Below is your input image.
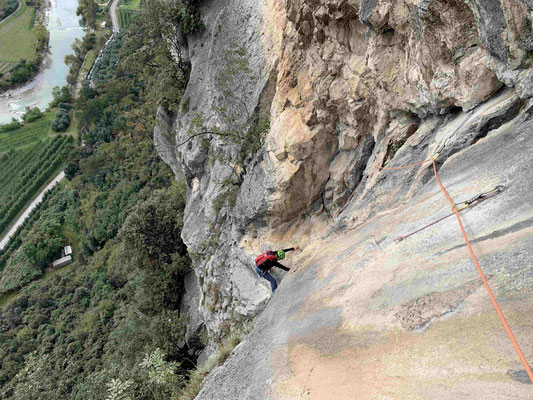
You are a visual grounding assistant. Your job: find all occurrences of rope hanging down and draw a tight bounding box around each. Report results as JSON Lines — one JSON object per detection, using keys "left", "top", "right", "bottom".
{"left": 375, "top": 156, "right": 533, "bottom": 384}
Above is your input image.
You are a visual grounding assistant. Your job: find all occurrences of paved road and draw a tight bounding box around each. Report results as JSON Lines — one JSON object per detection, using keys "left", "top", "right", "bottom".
{"left": 108, "top": 0, "right": 119, "bottom": 32}
{"left": 0, "top": 171, "right": 65, "bottom": 251}
{"left": 0, "top": 0, "right": 21, "bottom": 26}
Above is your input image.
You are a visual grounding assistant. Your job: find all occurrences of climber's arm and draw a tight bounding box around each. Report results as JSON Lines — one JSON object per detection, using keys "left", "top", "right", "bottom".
{"left": 273, "top": 261, "right": 290, "bottom": 271}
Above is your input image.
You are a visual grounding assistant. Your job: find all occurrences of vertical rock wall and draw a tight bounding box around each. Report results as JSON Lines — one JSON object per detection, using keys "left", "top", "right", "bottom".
{"left": 155, "top": 0, "right": 533, "bottom": 346}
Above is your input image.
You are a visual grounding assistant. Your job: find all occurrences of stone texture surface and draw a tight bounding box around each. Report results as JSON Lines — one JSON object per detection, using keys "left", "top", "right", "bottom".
{"left": 155, "top": 0, "right": 277, "bottom": 343}
{"left": 195, "top": 86, "right": 533, "bottom": 400}
{"left": 154, "top": 0, "right": 533, "bottom": 382}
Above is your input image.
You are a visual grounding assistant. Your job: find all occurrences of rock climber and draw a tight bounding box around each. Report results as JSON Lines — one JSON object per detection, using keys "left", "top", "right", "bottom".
{"left": 255, "top": 246, "right": 300, "bottom": 292}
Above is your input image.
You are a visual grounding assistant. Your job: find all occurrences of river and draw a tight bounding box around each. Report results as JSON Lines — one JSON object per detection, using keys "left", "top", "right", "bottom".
{"left": 0, "top": 0, "right": 84, "bottom": 123}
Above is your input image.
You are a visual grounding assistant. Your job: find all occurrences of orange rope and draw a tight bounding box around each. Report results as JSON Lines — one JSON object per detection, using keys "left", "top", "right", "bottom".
{"left": 430, "top": 158, "right": 533, "bottom": 383}
{"left": 374, "top": 153, "right": 533, "bottom": 382}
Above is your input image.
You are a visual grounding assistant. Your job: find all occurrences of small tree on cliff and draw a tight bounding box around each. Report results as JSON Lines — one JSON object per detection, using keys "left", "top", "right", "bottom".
{"left": 157, "top": 44, "right": 269, "bottom": 182}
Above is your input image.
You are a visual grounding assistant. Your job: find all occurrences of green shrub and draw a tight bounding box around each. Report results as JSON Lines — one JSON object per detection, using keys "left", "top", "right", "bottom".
{"left": 0, "top": 118, "right": 21, "bottom": 133}
{"left": 51, "top": 109, "right": 71, "bottom": 132}
{"left": 49, "top": 86, "right": 72, "bottom": 108}
{"left": 178, "top": 323, "right": 252, "bottom": 400}
{"left": 22, "top": 107, "right": 43, "bottom": 123}
{"left": 64, "top": 161, "right": 80, "bottom": 180}
{"left": 7, "top": 59, "right": 38, "bottom": 84}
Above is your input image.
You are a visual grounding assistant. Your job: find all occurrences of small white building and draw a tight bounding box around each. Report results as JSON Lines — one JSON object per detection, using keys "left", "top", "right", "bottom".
{"left": 64, "top": 246, "right": 72, "bottom": 256}
{"left": 52, "top": 255, "right": 72, "bottom": 269}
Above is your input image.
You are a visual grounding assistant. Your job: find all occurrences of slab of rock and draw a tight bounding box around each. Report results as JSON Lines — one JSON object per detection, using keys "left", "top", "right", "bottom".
{"left": 195, "top": 88, "right": 533, "bottom": 400}
{"left": 155, "top": 0, "right": 533, "bottom": 361}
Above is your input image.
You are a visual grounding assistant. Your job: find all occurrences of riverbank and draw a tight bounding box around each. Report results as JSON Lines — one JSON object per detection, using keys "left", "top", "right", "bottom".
{"left": 0, "top": 0, "right": 50, "bottom": 95}
{"left": 0, "top": 0, "right": 83, "bottom": 123}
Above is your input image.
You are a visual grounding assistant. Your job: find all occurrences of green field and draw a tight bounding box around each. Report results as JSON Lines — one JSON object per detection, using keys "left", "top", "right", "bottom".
{"left": 79, "top": 47, "right": 98, "bottom": 79}
{"left": 118, "top": 8, "right": 137, "bottom": 29}
{"left": 76, "top": 28, "right": 111, "bottom": 86}
{"left": 0, "top": 113, "right": 53, "bottom": 152}
{"left": 0, "top": 2, "right": 37, "bottom": 62}
{"left": 0, "top": 135, "right": 73, "bottom": 235}
{"left": 119, "top": 0, "right": 140, "bottom": 10}
{"left": 0, "top": 60, "right": 15, "bottom": 74}
{"left": 118, "top": 0, "right": 139, "bottom": 29}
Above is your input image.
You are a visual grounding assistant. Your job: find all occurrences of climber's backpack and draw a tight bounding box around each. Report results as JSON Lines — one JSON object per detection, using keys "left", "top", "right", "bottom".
{"left": 255, "top": 251, "right": 276, "bottom": 270}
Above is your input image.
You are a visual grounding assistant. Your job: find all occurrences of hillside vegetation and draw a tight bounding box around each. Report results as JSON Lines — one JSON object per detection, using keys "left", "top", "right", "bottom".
{"left": 0, "top": 88, "right": 75, "bottom": 238}
{"left": 0, "top": 1, "right": 227, "bottom": 399}
{"left": 0, "top": 135, "right": 73, "bottom": 237}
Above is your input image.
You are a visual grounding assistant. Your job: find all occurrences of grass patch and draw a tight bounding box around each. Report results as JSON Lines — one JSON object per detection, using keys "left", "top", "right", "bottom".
{"left": 0, "top": 112, "right": 54, "bottom": 152}
{"left": 118, "top": 0, "right": 140, "bottom": 10}
{"left": 79, "top": 48, "right": 98, "bottom": 79}
{"left": 0, "top": 2, "right": 38, "bottom": 62}
{"left": 94, "top": 12, "right": 109, "bottom": 26}
{"left": 62, "top": 112, "right": 78, "bottom": 138}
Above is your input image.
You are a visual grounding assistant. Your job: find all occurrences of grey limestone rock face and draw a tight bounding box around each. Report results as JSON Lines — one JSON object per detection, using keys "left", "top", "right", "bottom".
{"left": 179, "top": 271, "right": 203, "bottom": 345}
{"left": 359, "top": 0, "right": 379, "bottom": 25}
{"left": 323, "top": 135, "right": 375, "bottom": 212}
{"left": 154, "top": 0, "right": 533, "bottom": 364}
{"left": 466, "top": 0, "right": 509, "bottom": 62}
{"left": 519, "top": 0, "right": 533, "bottom": 10}
{"left": 194, "top": 75, "right": 533, "bottom": 400}
{"left": 154, "top": 0, "right": 277, "bottom": 340}
{"left": 516, "top": 69, "right": 533, "bottom": 99}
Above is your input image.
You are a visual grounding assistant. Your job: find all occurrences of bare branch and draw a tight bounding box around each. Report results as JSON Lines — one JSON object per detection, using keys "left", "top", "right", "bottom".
{"left": 157, "top": 130, "right": 231, "bottom": 150}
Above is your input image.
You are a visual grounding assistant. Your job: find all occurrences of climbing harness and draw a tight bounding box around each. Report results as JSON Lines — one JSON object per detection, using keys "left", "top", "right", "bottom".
{"left": 375, "top": 155, "right": 533, "bottom": 384}
{"left": 394, "top": 185, "right": 505, "bottom": 242}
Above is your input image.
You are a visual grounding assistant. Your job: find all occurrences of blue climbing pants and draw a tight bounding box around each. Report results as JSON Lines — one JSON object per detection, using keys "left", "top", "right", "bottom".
{"left": 256, "top": 266, "right": 278, "bottom": 292}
